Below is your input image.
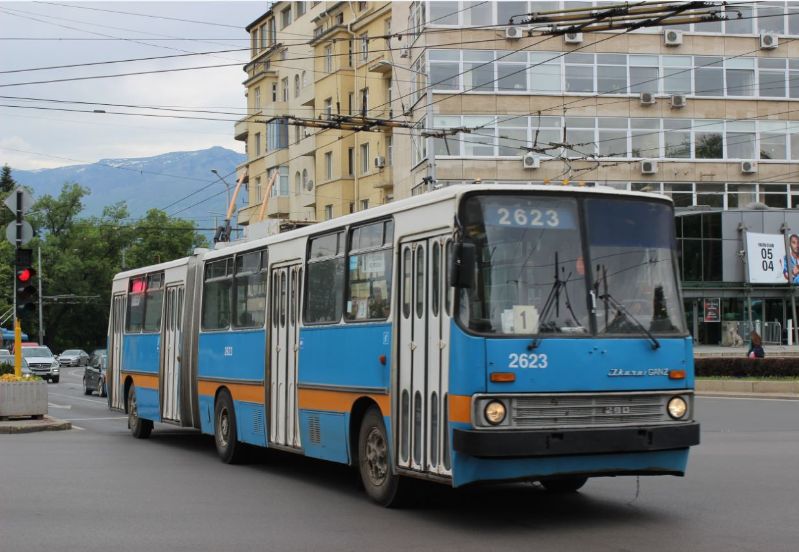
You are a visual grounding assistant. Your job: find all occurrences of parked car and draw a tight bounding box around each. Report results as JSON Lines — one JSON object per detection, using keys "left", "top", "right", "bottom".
{"left": 20, "top": 345, "right": 60, "bottom": 383}
{"left": 57, "top": 349, "right": 90, "bottom": 367}
{"left": 83, "top": 351, "right": 107, "bottom": 397}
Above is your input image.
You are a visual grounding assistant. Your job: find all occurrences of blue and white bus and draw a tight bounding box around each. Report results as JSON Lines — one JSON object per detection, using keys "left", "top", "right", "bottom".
{"left": 106, "top": 184, "right": 699, "bottom": 506}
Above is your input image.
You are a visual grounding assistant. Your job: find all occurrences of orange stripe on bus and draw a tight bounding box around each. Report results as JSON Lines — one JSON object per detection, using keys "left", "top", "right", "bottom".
{"left": 298, "top": 388, "right": 390, "bottom": 416}
{"left": 448, "top": 395, "right": 471, "bottom": 424}
{"left": 125, "top": 373, "right": 158, "bottom": 390}
{"left": 197, "top": 380, "right": 265, "bottom": 404}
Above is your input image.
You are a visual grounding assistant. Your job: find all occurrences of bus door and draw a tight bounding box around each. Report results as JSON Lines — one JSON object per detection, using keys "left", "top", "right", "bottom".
{"left": 398, "top": 234, "right": 451, "bottom": 474}
{"left": 109, "top": 293, "right": 126, "bottom": 410}
{"left": 160, "top": 285, "right": 184, "bottom": 422}
{"left": 269, "top": 263, "right": 302, "bottom": 448}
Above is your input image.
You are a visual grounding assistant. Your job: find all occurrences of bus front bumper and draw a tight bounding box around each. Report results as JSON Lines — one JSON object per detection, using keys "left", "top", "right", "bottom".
{"left": 453, "top": 422, "right": 700, "bottom": 458}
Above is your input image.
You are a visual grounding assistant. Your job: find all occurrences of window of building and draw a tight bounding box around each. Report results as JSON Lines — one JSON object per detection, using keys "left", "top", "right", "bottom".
{"left": 348, "top": 92, "right": 354, "bottom": 115}
{"left": 694, "top": 56, "right": 724, "bottom": 96}
{"left": 360, "top": 87, "right": 369, "bottom": 114}
{"left": 294, "top": 74, "right": 301, "bottom": 97}
{"left": 596, "top": 54, "right": 627, "bottom": 94}
{"left": 271, "top": 82, "right": 278, "bottom": 101}
{"left": 270, "top": 166, "right": 289, "bottom": 197}
{"left": 325, "top": 151, "right": 333, "bottom": 180}
{"left": 498, "top": 116, "right": 526, "bottom": 156}
{"left": 254, "top": 86, "right": 261, "bottom": 110}
{"left": 281, "top": 77, "right": 289, "bottom": 101}
{"left": 281, "top": 6, "right": 292, "bottom": 28}
{"left": 759, "top": 58, "right": 787, "bottom": 97}
{"left": 360, "top": 199, "right": 369, "bottom": 210}
{"left": 296, "top": 1, "right": 306, "bottom": 18}
{"left": 324, "top": 97, "right": 332, "bottom": 119}
{"left": 294, "top": 171, "right": 301, "bottom": 194}
{"left": 360, "top": 33, "right": 369, "bottom": 62}
{"left": 302, "top": 169, "right": 310, "bottom": 191}
{"left": 761, "top": 121, "right": 787, "bottom": 159}
{"left": 497, "top": 52, "right": 527, "bottom": 91}
{"left": 463, "top": 49, "right": 494, "bottom": 91}
{"left": 305, "top": 232, "right": 344, "bottom": 323}
{"left": 464, "top": 1, "right": 492, "bottom": 25}
{"left": 663, "top": 56, "right": 691, "bottom": 94}
{"left": 630, "top": 118, "right": 661, "bottom": 158}
{"left": 267, "top": 120, "right": 288, "bottom": 150}
{"left": 429, "top": 1, "right": 459, "bottom": 24}
{"left": 302, "top": 70, "right": 309, "bottom": 87}
{"left": 726, "top": 58, "right": 755, "bottom": 96}
{"left": 254, "top": 132, "right": 261, "bottom": 156}
{"left": 529, "top": 51, "right": 561, "bottom": 93}
{"left": 347, "top": 39, "right": 353, "bottom": 67}
{"left": 202, "top": 259, "right": 232, "bottom": 330}
{"left": 565, "top": 116, "right": 596, "bottom": 157}
{"left": 629, "top": 55, "right": 658, "bottom": 94}
{"left": 255, "top": 176, "right": 262, "bottom": 203}
{"left": 347, "top": 147, "right": 354, "bottom": 175}
{"left": 268, "top": 18, "right": 276, "bottom": 45}
{"left": 260, "top": 24, "right": 267, "bottom": 50}
{"left": 386, "top": 136, "right": 393, "bottom": 165}
{"left": 360, "top": 143, "right": 370, "bottom": 174}
{"left": 358, "top": 1, "right": 368, "bottom": 11}
{"left": 346, "top": 220, "right": 393, "bottom": 321}
{"left": 324, "top": 44, "right": 333, "bottom": 73}
{"left": 565, "top": 53, "right": 595, "bottom": 93}
{"left": 234, "top": 250, "right": 267, "bottom": 328}
{"left": 336, "top": 12, "right": 344, "bottom": 25}
{"left": 694, "top": 120, "right": 724, "bottom": 159}
{"left": 497, "top": 1, "right": 526, "bottom": 25}
{"left": 664, "top": 119, "right": 691, "bottom": 158}
{"left": 726, "top": 3, "right": 754, "bottom": 34}
{"left": 324, "top": 205, "right": 333, "bottom": 220}
{"left": 664, "top": 183, "right": 694, "bottom": 208}
{"left": 761, "top": 183, "right": 789, "bottom": 208}
{"left": 598, "top": 118, "right": 627, "bottom": 157}
{"left": 726, "top": 121, "right": 756, "bottom": 159}
{"left": 294, "top": 125, "right": 300, "bottom": 144}
{"left": 429, "top": 49, "right": 460, "bottom": 91}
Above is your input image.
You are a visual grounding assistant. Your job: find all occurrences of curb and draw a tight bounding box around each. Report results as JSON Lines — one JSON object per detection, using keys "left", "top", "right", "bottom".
{"left": 696, "top": 390, "right": 799, "bottom": 400}
{"left": 0, "top": 416, "right": 72, "bottom": 434}
{"left": 696, "top": 378, "right": 799, "bottom": 394}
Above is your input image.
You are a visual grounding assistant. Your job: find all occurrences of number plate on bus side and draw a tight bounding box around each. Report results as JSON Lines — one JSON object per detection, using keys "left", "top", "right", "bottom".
{"left": 507, "top": 353, "right": 548, "bottom": 369}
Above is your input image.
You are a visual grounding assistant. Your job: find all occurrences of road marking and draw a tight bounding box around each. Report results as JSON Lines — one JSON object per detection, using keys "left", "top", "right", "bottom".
{"left": 71, "top": 425, "right": 85, "bottom": 431}
{"left": 48, "top": 403, "right": 72, "bottom": 409}
{"left": 64, "top": 416, "right": 127, "bottom": 421}
{"left": 48, "top": 392, "right": 106, "bottom": 405}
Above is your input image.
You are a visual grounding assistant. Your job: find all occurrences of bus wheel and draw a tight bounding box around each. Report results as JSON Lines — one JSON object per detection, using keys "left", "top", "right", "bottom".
{"left": 358, "top": 407, "right": 403, "bottom": 506}
{"left": 214, "top": 391, "right": 244, "bottom": 464}
{"left": 127, "top": 387, "right": 153, "bottom": 439}
{"left": 540, "top": 477, "right": 588, "bottom": 493}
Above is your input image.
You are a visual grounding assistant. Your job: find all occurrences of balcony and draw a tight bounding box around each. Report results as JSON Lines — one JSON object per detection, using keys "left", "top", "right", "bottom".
{"left": 267, "top": 195, "right": 290, "bottom": 218}
{"left": 234, "top": 117, "right": 249, "bottom": 141}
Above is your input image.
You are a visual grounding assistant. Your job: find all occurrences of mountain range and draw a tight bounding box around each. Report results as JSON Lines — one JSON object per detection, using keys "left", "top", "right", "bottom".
{"left": 10, "top": 146, "right": 246, "bottom": 225}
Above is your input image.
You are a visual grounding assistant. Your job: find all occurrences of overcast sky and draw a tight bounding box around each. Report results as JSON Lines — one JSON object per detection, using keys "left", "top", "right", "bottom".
{"left": 0, "top": 1, "right": 269, "bottom": 170}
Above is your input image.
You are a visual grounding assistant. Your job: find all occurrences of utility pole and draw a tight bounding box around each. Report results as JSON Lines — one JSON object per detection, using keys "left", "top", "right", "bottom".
{"left": 38, "top": 246, "right": 44, "bottom": 344}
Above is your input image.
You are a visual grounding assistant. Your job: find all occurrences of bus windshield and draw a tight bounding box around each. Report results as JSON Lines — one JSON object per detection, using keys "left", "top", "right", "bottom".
{"left": 459, "top": 194, "right": 590, "bottom": 335}
{"left": 586, "top": 197, "right": 685, "bottom": 336}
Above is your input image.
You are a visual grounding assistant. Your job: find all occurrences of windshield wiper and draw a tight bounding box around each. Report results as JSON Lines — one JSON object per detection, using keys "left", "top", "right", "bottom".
{"left": 594, "top": 263, "right": 659, "bottom": 350}
{"left": 529, "top": 252, "right": 583, "bottom": 350}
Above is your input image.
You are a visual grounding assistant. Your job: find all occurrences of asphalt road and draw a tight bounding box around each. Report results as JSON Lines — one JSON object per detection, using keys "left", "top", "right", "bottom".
{"left": 1, "top": 369, "right": 798, "bottom": 552}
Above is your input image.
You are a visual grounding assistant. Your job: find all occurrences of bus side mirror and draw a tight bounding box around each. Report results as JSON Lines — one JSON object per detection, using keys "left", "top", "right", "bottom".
{"left": 449, "top": 242, "right": 476, "bottom": 289}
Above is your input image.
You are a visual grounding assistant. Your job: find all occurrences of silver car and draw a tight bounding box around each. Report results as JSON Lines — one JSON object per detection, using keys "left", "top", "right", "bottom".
{"left": 57, "top": 349, "right": 90, "bottom": 367}
{"left": 21, "top": 346, "right": 60, "bottom": 383}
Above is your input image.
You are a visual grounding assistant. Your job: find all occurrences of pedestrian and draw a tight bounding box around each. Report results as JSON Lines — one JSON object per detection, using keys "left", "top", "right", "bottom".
{"left": 748, "top": 331, "right": 765, "bottom": 359}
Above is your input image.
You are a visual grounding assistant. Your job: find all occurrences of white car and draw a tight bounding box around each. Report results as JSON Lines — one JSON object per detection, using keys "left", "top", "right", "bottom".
{"left": 21, "top": 346, "right": 60, "bottom": 383}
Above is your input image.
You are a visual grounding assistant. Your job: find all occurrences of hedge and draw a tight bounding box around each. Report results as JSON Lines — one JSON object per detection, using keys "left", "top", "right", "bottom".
{"left": 695, "top": 357, "right": 799, "bottom": 378}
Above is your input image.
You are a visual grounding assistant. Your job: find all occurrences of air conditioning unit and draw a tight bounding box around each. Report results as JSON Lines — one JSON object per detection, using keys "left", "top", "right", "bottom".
{"left": 671, "top": 94, "right": 687, "bottom": 108}
{"left": 523, "top": 152, "right": 540, "bottom": 169}
{"left": 664, "top": 29, "right": 683, "bottom": 46}
{"left": 374, "top": 155, "right": 386, "bottom": 169}
{"left": 760, "top": 32, "right": 779, "bottom": 50}
{"left": 399, "top": 48, "right": 410, "bottom": 59}
{"left": 505, "top": 26, "right": 523, "bottom": 40}
{"left": 639, "top": 92, "right": 656, "bottom": 105}
{"left": 641, "top": 160, "right": 658, "bottom": 175}
{"left": 741, "top": 160, "right": 758, "bottom": 174}
{"left": 564, "top": 32, "right": 583, "bottom": 44}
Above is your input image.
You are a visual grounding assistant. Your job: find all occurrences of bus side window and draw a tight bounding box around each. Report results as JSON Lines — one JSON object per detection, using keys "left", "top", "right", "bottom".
{"left": 126, "top": 277, "right": 146, "bottom": 332}
{"left": 202, "top": 258, "right": 232, "bottom": 330}
{"left": 304, "top": 232, "right": 345, "bottom": 324}
{"left": 143, "top": 273, "right": 164, "bottom": 333}
{"left": 345, "top": 219, "right": 393, "bottom": 321}
{"left": 233, "top": 249, "right": 266, "bottom": 328}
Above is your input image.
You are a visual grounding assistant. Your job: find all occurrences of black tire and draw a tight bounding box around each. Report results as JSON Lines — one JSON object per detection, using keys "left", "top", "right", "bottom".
{"left": 358, "top": 406, "right": 406, "bottom": 507}
{"left": 52, "top": 376, "right": 59, "bottom": 383}
{"left": 97, "top": 378, "right": 107, "bottom": 397}
{"left": 540, "top": 477, "right": 588, "bottom": 493}
{"left": 127, "top": 387, "right": 153, "bottom": 439}
{"left": 214, "top": 391, "right": 244, "bottom": 464}
{"left": 83, "top": 378, "right": 92, "bottom": 395}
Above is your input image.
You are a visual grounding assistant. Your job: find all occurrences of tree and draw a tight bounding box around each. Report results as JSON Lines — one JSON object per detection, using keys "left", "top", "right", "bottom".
{"left": 0, "top": 164, "right": 15, "bottom": 193}
{"left": 125, "top": 208, "right": 208, "bottom": 269}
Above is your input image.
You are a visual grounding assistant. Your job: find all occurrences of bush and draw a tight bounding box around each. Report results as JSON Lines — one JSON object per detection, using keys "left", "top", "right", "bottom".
{"left": 695, "top": 357, "right": 799, "bottom": 378}
{"left": 0, "top": 362, "right": 14, "bottom": 376}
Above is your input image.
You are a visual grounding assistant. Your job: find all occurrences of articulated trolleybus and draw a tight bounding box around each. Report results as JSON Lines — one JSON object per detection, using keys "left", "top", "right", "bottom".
{"left": 107, "top": 184, "right": 699, "bottom": 506}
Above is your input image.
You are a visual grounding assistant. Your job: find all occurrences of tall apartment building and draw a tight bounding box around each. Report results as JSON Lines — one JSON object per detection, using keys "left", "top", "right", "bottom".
{"left": 235, "top": 2, "right": 799, "bottom": 344}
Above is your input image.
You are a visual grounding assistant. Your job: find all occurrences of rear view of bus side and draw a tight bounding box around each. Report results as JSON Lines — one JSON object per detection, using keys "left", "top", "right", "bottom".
{"left": 107, "top": 184, "right": 700, "bottom": 507}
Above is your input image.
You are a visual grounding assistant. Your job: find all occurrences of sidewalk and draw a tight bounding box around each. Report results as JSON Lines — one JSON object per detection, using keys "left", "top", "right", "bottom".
{"left": 0, "top": 416, "right": 72, "bottom": 434}
{"left": 696, "top": 378, "right": 799, "bottom": 400}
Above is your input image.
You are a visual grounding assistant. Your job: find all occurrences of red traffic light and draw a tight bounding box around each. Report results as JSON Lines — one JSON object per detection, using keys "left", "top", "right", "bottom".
{"left": 17, "top": 268, "right": 32, "bottom": 283}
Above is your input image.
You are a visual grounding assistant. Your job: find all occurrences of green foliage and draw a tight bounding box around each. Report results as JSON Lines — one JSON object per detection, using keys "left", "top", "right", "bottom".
{"left": 1, "top": 178, "right": 208, "bottom": 352}
{"left": 0, "top": 362, "right": 14, "bottom": 376}
{"left": 695, "top": 357, "right": 799, "bottom": 378}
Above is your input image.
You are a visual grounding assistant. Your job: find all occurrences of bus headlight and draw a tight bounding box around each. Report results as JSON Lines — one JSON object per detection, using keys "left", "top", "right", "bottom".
{"left": 667, "top": 396, "right": 688, "bottom": 419}
{"left": 484, "top": 401, "right": 506, "bottom": 425}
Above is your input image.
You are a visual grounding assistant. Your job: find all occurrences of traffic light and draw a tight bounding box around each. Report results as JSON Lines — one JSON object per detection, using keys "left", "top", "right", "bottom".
{"left": 15, "top": 247, "right": 36, "bottom": 316}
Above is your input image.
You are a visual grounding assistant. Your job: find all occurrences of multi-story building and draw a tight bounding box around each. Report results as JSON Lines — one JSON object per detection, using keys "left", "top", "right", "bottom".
{"left": 235, "top": 2, "right": 799, "bottom": 344}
